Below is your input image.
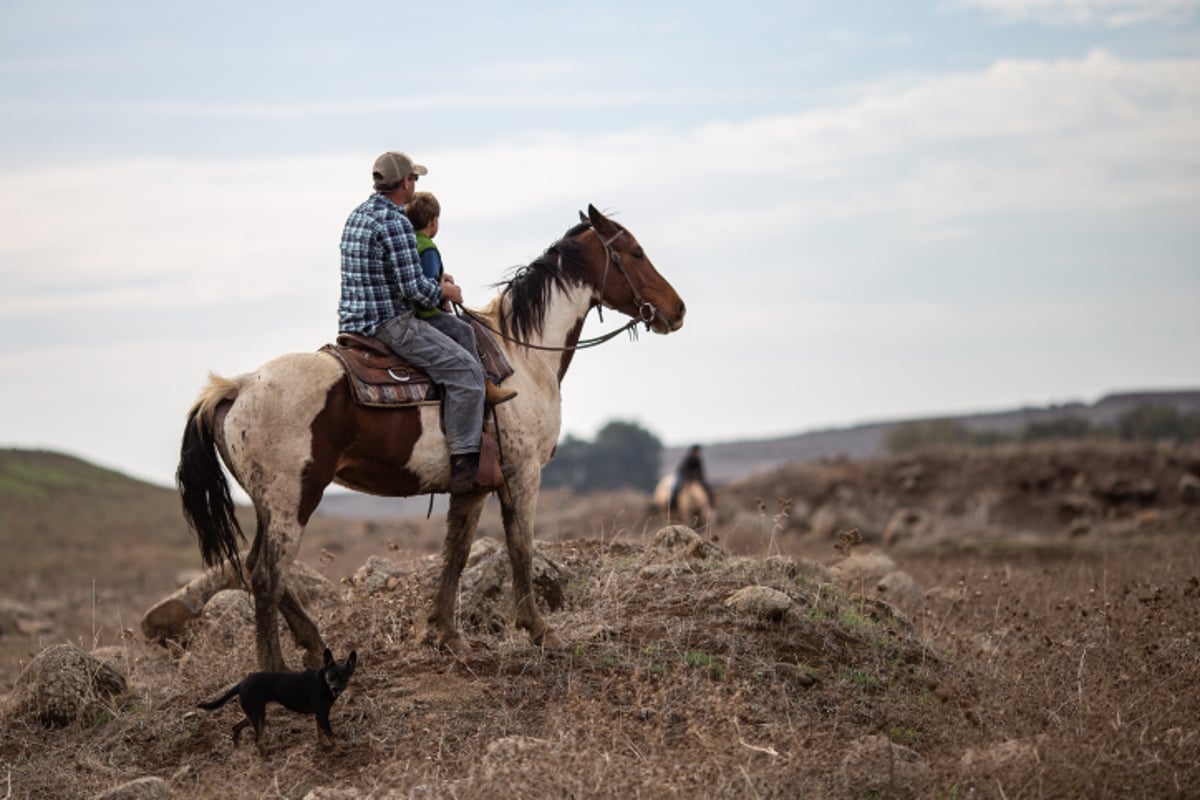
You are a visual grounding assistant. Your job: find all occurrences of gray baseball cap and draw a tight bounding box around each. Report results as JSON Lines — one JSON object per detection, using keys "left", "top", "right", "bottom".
{"left": 372, "top": 151, "right": 428, "bottom": 190}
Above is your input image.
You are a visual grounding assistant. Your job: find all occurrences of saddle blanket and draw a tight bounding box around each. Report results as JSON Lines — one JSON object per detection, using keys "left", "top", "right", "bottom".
{"left": 322, "top": 314, "right": 514, "bottom": 409}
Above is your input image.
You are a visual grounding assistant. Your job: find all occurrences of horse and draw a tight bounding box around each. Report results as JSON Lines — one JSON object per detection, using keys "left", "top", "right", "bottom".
{"left": 177, "top": 205, "right": 686, "bottom": 671}
{"left": 653, "top": 474, "right": 713, "bottom": 529}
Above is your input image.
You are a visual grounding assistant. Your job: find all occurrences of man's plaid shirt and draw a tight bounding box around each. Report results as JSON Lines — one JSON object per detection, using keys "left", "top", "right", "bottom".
{"left": 338, "top": 193, "right": 442, "bottom": 334}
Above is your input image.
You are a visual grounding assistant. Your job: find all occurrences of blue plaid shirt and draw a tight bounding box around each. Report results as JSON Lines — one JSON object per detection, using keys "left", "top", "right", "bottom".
{"left": 338, "top": 193, "right": 442, "bottom": 334}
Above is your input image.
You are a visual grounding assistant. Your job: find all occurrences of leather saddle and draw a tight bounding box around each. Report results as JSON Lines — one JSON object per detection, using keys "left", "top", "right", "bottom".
{"left": 321, "top": 315, "right": 514, "bottom": 409}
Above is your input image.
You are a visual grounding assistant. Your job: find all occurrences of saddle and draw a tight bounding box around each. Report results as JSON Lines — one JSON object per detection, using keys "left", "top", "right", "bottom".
{"left": 321, "top": 315, "right": 514, "bottom": 409}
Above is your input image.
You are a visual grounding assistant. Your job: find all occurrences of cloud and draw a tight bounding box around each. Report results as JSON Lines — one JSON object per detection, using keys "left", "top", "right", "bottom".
{"left": 2, "top": 50, "right": 1196, "bottom": 315}
{"left": 949, "top": 0, "right": 1200, "bottom": 27}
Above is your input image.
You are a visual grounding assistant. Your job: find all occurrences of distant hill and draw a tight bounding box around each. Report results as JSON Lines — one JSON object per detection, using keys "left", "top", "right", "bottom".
{"left": 661, "top": 389, "right": 1200, "bottom": 484}
{"left": 0, "top": 449, "right": 198, "bottom": 594}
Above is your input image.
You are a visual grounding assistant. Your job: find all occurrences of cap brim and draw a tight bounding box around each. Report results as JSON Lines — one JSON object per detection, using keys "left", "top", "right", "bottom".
{"left": 411, "top": 163, "right": 428, "bottom": 176}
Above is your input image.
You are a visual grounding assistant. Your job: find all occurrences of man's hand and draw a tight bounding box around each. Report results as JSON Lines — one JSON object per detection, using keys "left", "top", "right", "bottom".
{"left": 441, "top": 279, "right": 463, "bottom": 307}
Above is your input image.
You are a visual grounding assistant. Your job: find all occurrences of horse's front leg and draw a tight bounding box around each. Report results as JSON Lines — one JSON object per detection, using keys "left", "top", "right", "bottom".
{"left": 500, "top": 471, "right": 564, "bottom": 650}
{"left": 424, "top": 492, "right": 487, "bottom": 657}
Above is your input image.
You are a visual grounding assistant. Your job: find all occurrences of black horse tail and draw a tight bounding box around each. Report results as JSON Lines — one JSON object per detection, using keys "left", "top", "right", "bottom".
{"left": 177, "top": 374, "right": 245, "bottom": 575}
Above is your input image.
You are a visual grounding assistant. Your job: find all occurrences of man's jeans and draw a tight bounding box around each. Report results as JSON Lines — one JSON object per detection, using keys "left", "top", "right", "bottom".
{"left": 374, "top": 311, "right": 484, "bottom": 455}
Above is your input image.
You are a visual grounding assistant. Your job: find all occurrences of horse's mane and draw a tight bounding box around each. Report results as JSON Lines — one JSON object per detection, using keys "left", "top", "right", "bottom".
{"left": 497, "top": 221, "right": 594, "bottom": 342}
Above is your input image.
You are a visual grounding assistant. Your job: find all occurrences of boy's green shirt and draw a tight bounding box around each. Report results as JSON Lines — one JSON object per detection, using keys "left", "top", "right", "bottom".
{"left": 415, "top": 232, "right": 441, "bottom": 319}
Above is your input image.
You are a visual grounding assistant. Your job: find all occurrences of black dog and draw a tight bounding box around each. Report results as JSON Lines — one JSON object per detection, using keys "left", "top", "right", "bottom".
{"left": 197, "top": 648, "right": 357, "bottom": 756}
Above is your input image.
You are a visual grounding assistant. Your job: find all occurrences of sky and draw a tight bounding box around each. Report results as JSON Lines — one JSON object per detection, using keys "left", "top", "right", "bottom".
{"left": 1, "top": 0, "right": 1198, "bottom": 489}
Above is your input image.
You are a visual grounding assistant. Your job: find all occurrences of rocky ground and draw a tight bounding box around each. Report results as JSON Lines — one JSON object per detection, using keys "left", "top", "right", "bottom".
{"left": 1, "top": 441, "right": 1198, "bottom": 799}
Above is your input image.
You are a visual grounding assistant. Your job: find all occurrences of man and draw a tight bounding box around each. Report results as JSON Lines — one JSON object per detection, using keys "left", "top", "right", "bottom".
{"left": 338, "top": 151, "right": 495, "bottom": 494}
{"left": 670, "top": 444, "right": 716, "bottom": 511}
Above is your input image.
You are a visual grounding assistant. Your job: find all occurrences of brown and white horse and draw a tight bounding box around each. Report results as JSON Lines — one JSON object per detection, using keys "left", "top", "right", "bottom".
{"left": 177, "top": 205, "right": 685, "bottom": 670}
{"left": 653, "top": 474, "right": 713, "bottom": 529}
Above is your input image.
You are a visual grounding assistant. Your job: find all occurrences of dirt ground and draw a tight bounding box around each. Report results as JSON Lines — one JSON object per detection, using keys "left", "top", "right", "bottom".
{"left": 1, "top": 441, "right": 1198, "bottom": 799}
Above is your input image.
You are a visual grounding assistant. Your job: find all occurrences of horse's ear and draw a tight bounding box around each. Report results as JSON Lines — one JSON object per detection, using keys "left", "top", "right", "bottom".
{"left": 587, "top": 204, "right": 611, "bottom": 231}
{"left": 578, "top": 210, "right": 588, "bottom": 223}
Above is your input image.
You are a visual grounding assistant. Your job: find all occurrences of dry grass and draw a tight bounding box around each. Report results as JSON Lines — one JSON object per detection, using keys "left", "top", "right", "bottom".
{"left": 2, "top": 443, "right": 1199, "bottom": 798}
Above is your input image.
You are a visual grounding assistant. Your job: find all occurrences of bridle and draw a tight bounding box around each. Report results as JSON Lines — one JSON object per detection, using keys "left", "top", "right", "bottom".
{"left": 592, "top": 227, "right": 662, "bottom": 329}
{"left": 459, "top": 224, "right": 663, "bottom": 353}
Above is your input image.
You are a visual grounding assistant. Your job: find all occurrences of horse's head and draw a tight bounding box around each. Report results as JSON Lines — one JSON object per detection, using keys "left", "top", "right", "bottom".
{"left": 581, "top": 205, "right": 685, "bottom": 334}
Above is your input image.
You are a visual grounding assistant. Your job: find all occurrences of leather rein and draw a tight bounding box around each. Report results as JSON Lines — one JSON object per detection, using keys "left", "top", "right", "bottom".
{"left": 458, "top": 226, "right": 661, "bottom": 354}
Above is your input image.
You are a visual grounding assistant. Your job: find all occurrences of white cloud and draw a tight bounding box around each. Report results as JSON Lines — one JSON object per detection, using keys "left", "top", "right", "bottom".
{"left": 950, "top": 0, "right": 1200, "bottom": 27}
{"left": 2, "top": 50, "right": 1196, "bottom": 324}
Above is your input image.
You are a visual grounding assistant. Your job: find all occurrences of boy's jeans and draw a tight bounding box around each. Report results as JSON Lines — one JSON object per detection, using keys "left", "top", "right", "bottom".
{"left": 373, "top": 311, "right": 485, "bottom": 456}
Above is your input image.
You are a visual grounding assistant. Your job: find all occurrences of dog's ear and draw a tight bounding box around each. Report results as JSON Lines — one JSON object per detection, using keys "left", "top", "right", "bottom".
{"left": 347, "top": 651, "right": 358, "bottom": 669}
{"left": 323, "top": 648, "right": 334, "bottom": 667}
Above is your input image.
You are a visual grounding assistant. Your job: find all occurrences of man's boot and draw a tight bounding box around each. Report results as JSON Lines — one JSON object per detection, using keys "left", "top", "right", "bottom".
{"left": 449, "top": 442, "right": 512, "bottom": 494}
{"left": 449, "top": 452, "right": 483, "bottom": 494}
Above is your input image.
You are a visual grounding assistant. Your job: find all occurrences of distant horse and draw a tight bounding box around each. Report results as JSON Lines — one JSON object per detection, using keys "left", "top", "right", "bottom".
{"left": 177, "top": 206, "right": 685, "bottom": 671}
{"left": 653, "top": 474, "right": 713, "bottom": 529}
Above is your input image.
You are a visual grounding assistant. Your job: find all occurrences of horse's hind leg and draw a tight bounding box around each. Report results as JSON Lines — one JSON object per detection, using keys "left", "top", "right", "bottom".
{"left": 245, "top": 507, "right": 307, "bottom": 672}
{"left": 423, "top": 492, "right": 487, "bottom": 657}
{"left": 279, "top": 587, "right": 326, "bottom": 669}
{"left": 500, "top": 474, "right": 564, "bottom": 650}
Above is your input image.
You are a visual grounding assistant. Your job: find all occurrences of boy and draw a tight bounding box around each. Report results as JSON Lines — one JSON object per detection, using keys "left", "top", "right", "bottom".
{"left": 404, "top": 192, "right": 515, "bottom": 406}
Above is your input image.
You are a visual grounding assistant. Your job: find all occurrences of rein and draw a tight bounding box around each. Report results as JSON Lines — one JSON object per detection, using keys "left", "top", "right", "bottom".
{"left": 457, "top": 225, "right": 657, "bottom": 354}
{"left": 458, "top": 305, "right": 640, "bottom": 353}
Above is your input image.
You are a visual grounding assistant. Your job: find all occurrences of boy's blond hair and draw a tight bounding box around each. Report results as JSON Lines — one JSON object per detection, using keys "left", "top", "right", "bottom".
{"left": 405, "top": 192, "right": 441, "bottom": 231}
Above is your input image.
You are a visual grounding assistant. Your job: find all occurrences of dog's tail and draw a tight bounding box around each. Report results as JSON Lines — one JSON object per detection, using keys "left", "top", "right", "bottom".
{"left": 197, "top": 684, "right": 240, "bottom": 711}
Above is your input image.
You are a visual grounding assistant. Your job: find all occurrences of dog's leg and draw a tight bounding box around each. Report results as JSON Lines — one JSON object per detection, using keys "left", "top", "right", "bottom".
{"left": 253, "top": 715, "right": 268, "bottom": 758}
{"left": 315, "top": 710, "right": 342, "bottom": 754}
{"left": 232, "top": 718, "right": 249, "bottom": 746}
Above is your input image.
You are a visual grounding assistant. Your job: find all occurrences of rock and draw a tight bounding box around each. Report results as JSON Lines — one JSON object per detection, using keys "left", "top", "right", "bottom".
{"left": 198, "top": 589, "right": 256, "bottom": 646}
{"left": 457, "top": 548, "right": 566, "bottom": 634}
{"left": 145, "top": 561, "right": 335, "bottom": 644}
{"left": 1178, "top": 473, "right": 1200, "bottom": 504}
{"left": 876, "top": 570, "right": 923, "bottom": 610}
{"left": 287, "top": 560, "right": 340, "bottom": 608}
{"left": 352, "top": 555, "right": 404, "bottom": 594}
{"left": 831, "top": 550, "right": 898, "bottom": 588}
{"left": 5, "top": 644, "right": 127, "bottom": 727}
{"left": 141, "top": 561, "right": 241, "bottom": 643}
{"left": 0, "top": 605, "right": 18, "bottom": 637}
{"left": 652, "top": 525, "right": 725, "bottom": 561}
{"left": 92, "top": 777, "right": 171, "bottom": 800}
{"left": 301, "top": 789, "right": 364, "bottom": 800}
{"left": 838, "top": 734, "right": 931, "bottom": 800}
{"left": 0, "top": 597, "right": 53, "bottom": 636}
{"left": 467, "top": 536, "right": 504, "bottom": 567}
{"left": 810, "top": 505, "right": 872, "bottom": 541}
{"left": 639, "top": 563, "right": 686, "bottom": 580}
{"left": 882, "top": 508, "right": 930, "bottom": 546}
{"left": 725, "top": 586, "right": 792, "bottom": 620}
{"left": 960, "top": 736, "right": 1043, "bottom": 778}
{"left": 482, "top": 735, "right": 553, "bottom": 773}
